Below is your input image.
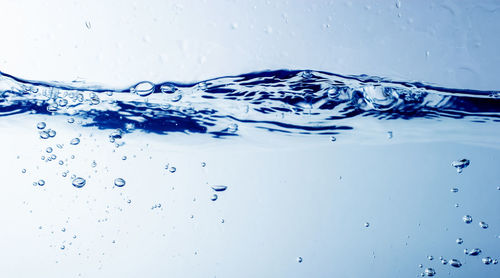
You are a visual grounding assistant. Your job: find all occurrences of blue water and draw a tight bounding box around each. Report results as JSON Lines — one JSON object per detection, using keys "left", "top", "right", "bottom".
{"left": 0, "top": 70, "right": 499, "bottom": 277}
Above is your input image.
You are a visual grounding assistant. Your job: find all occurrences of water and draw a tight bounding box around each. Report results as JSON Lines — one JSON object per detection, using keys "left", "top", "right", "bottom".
{"left": 0, "top": 69, "right": 499, "bottom": 277}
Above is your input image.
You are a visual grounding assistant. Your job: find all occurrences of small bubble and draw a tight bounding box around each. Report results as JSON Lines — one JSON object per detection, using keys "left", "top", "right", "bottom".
{"left": 468, "top": 248, "right": 481, "bottom": 256}
{"left": 37, "top": 122, "right": 46, "bottom": 129}
{"left": 201, "top": 162, "right": 206, "bottom": 167}
{"left": 21, "top": 169, "right": 26, "bottom": 173}
{"left": 168, "top": 167, "right": 176, "bottom": 173}
{"left": 424, "top": 268, "right": 435, "bottom": 276}
{"left": 296, "top": 256, "right": 303, "bottom": 263}
{"left": 132, "top": 81, "right": 155, "bottom": 97}
{"left": 91, "top": 160, "right": 97, "bottom": 168}
{"left": 440, "top": 259, "right": 447, "bottom": 265}
{"left": 479, "top": 221, "right": 489, "bottom": 229}
{"left": 387, "top": 131, "right": 393, "bottom": 139}
{"left": 211, "top": 194, "right": 218, "bottom": 201}
{"left": 450, "top": 188, "right": 459, "bottom": 193}
{"left": 227, "top": 123, "right": 238, "bottom": 133}
{"left": 428, "top": 255, "right": 434, "bottom": 261}
{"left": 462, "top": 215, "right": 472, "bottom": 224}
{"left": 58, "top": 160, "right": 63, "bottom": 165}
{"left": 454, "top": 203, "right": 459, "bottom": 208}
{"left": 72, "top": 177, "right": 86, "bottom": 188}
{"left": 482, "top": 257, "right": 492, "bottom": 265}
{"left": 127, "top": 199, "right": 131, "bottom": 204}
{"left": 364, "top": 222, "right": 370, "bottom": 228}
{"left": 46, "top": 147, "right": 53, "bottom": 153}
{"left": 39, "top": 131, "right": 50, "bottom": 139}
{"left": 493, "top": 259, "right": 498, "bottom": 265}
{"left": 61, "top": 228, "right": 66, "bottom": 232}
{"left": 330, "top": 136, "right": 337, "bottom": 142}
{"left": 418, "top": 264, "right": 423, "bottom": 268}
{"left": 451, "top": 159, "right": 470, "bottom": 173}
{"left": 109, "top": 129, "right": 123, "bottom": 140}
{"left": 67, "top": 118, "right": 75, "bottom": 123}
{"left": 114, "top": 178, "right": 126, "bottom": 187}
{"left": 301, "top": 70, "right": 313, "bottom": 79}
{"left": 449, "top": 259, "right": 462, "bottom": 268}
{"left": 60, "top": 245, "right": 65, "bottom": 250}
{"left": 56, "top": 144, "right": 63, "bottom": 149}
{"left": 70, "top": 138, "right": 80, "bottom": 145}
{"left": 122, "top": 156, "right": 127, "bottom": 160}
{"left": 456, "top": 238, "right": 463, "bottom": 244}
{"left": 48, "top": 129, "right": 56, "bottom": 138}
{"left": 38, "top": 179, "right": 45, "bottom": 186}
{"left": 211, "top": 185, "right": 227, "bottom": 192}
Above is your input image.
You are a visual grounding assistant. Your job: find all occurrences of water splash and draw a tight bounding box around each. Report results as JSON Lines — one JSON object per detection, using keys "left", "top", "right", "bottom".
{"left": 1, "top": 70, "right": 499, "bottom": 137}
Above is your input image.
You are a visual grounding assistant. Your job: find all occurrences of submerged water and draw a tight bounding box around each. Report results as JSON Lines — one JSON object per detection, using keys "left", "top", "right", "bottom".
{"left": 0, "top": 70, "right": 499, "bottom": 277}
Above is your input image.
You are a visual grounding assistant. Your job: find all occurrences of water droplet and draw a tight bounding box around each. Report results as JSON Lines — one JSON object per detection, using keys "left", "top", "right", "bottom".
{"left": 70, "top": 138, "right": 80, "bottom": 145}
{"left": 38, "top": 179, "right": 45, "bottom": 186}
{"left": 449, "top": 259, "right": 462, "bottom": 268}
{"left": 114, "top": 178, "right": 126, "bottom": 187}
{"left": 469, "top": 248, "right": 481, "bottom": 256}
{"left": 424, "top": 268, "right": 435, "bottom": 276}
{"left": 72, "top": 177, "right": 86, "bottom": 188}
{"left": 132, "top": 81, "right": 155, "bottom": 97}
{"left": 450, "top": 188, "right": 459, "bottom": 193}
{"left": 428, "top": 255, "right": 434, "bottom": 261}
{"left": 46, "top": 147, "right": 53, "bottom": 153}
{"left": 37, "top": 122, "right": 46, "bottom": 129}
{"left": 456, "top": 238, "right": 463, "bottom": 244}
{"left": 451, "top": 159, "right": 470, "bottom": 173}
{"left": 21, "top": 169, "right": 26, "bottom": 173}
{"left": 479, "top": 221, "right": 489, "bottom": 229}
{"left": 211, "top": 194, "right": 218, "bottom": 201}
{"left": 463, "top": 215, "right": 473, "bottom": 224}
{"left": 364, "top": 222, "right": 370, "bottom": 228}
{"left": 482, "top": 257, "right": 492, "bottom": 265}
{"left": 211, "top": 185, "right": 227, "bottom": 192}
{"left": 296, "top": 256, "right": 303, "bottom": 263}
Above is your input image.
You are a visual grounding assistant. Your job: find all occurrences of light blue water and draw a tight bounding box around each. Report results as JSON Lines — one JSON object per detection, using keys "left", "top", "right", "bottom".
{"left": 0, "top": 70, "right": 499, "bottom": 277}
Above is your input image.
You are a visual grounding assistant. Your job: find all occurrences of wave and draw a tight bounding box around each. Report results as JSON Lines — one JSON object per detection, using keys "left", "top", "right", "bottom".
{"left": 1, "top": 69, "right": 499, "bottom": 136}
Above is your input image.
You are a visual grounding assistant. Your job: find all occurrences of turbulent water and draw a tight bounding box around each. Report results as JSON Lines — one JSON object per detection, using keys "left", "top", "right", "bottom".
{"left": 0, "top": 70, "right": 499, "bottom": 277}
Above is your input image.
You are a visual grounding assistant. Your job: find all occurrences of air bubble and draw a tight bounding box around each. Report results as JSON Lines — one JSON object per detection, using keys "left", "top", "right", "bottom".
{"left": 211, "top": 194, "right": 218, "bottom": 201}
{"left": 46, "top": 147, "right": 53, "bottom": 153}
{"left": 39, "top": 131, "right": 50, "bottom": 139}
{"left": 132, "top": 81, "right": 155, "bottom": 97}
{"left": 479, "top": 221, "right": 488, "bottom": 229}
{"left": 449, "top": 259, "right": 462, "bottom": 268}
{"left": 330, "top": 136, "right": 336, "bottom": 142}
{"left": 482, "top": 257, "right": 492, "bottom": 265}
{"left": 456, "top": 238, "right": 463, "bottom": 244}
{"left": 427, "top": 255, "right": 433, "bottom": 261}
{"left": 364, "top": 222, "right": 370, "bottom": 228}
{"left": 211, "top": 185, "right": 227, "bottom": 192}
{"left": 463, "top": 215, "right": 472, "bottom": 224}
{"left": 38, "top": 179, "right": 45, "bottom": 186}
{"left": 114, "top": 178, "right": 126, "bottom": 187}
{"left": 450, "top": 188, "right": 458, "bottom": 193}
{"left": 468, "top": 248, "right": 481, "bottom": 256}
{"left": 37, "top": 122, "right": 46, "bottom": 129}
{"left": 424, "top": 268, "right": 435, "bottom": 276}
{"left": 227, "top": 123, "right": 238, "bottom": 133}
{"left": 70, "top": 138, "right": 80, "bottom": 145}
{"left": 451, "top": 159, "right": 470, "bottom": 173}
{"left": 72, "top": 177, "right": 86, "bottom": 188}
{"left": 296, "top": 256, "right": 303, "bottom": 263}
